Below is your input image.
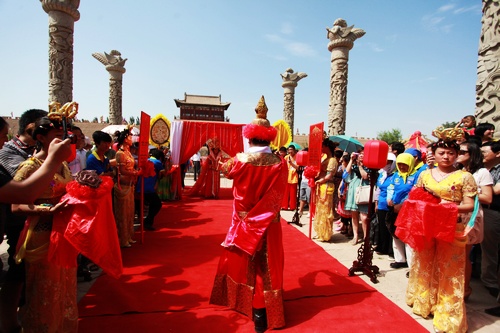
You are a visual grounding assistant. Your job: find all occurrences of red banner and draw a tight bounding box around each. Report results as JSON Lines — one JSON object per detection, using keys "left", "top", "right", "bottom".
{"left": 138, "top": 111, "right": 151, "bottom": 169}
{"left": 308, "top": 122, "right": 324, "bottom": 169}
{"left": 138, "top": 111, "right": 151, "bottom": 244}
{"left": 307, "top": 122, "right": 323, "bottom": 240}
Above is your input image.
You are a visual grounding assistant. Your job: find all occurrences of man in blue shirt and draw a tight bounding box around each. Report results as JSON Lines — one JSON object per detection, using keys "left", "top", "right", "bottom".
{"left": 86, "top": 131, "right": 113, "bottom": 176}
{"left": 135, "top": 148, "right": 164, "bottom": 231}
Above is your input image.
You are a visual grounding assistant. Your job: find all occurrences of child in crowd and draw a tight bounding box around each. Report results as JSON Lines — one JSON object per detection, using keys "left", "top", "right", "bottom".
{"left": 456, "top": 115, "right": 476, "bottom": 136}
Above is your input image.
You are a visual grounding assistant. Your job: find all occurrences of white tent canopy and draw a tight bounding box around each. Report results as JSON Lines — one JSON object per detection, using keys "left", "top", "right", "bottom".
{"left": 101, "top": 125, "right": 140, "bottom": 136}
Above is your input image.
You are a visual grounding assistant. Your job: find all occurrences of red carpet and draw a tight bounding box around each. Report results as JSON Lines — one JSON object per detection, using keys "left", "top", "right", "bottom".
{"left": 78, "top": 188, "right": 426, "bottom": 332}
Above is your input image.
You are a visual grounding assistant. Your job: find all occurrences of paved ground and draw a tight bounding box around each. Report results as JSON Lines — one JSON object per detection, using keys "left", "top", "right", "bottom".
{"left": 280, "top": 209, "right": 500, "bottom": 333}
{"left": 1, "top": 174, "right": 499, "bottom": 332}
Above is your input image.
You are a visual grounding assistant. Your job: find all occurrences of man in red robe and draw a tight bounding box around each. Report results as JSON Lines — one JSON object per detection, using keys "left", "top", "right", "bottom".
{"left": 210, "top": 96, "right": 288, "bottom": 332}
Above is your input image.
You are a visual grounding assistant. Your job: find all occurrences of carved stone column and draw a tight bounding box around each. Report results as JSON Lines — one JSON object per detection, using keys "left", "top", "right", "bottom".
{"left": 92, "top": 50, "right": 127, "bottom": 125}
{"left": 326, "top": 18, "right": 365, "bottom": 135}
{"left": 476, "top": 0, "right": 500, "bottom": 127}
{"left": 281, "top": 68, "right": 307, "bottom": 134}
{"left": 40, "top": 0, "right": 80, "bottom": 104}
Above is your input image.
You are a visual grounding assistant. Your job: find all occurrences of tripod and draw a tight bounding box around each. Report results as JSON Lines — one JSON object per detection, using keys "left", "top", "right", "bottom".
{"left": 348, "top": 168, "right": 380, "bottom": 283}
{"left": 289, "top": 166, "right": 304, "bottom": 227}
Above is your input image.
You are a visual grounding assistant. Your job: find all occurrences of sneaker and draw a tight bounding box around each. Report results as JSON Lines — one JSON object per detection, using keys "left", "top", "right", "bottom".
{"left": 485, "top": 286, "right": 500, "bottom": 298}
{"left": 390, "top": 262, "right": 408, "bottom": 269}
{"left": 485, "top": 306, "right": 500, "bottom": 317}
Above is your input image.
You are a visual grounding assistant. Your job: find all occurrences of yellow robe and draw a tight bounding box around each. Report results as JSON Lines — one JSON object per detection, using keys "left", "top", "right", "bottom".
{"left": 406, "top": 169, "right": 476, "bottom": 333}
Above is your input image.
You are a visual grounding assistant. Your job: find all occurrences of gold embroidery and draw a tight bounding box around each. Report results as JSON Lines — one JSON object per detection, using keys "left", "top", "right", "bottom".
{"left": 237, "top": 211, "right": 248, "bottom": 219}
{"left": 236, "top": 153, "right": 281, "bottom": 166}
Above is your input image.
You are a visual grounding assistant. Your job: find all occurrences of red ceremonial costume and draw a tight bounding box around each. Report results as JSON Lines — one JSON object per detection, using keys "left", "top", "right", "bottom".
{"left": 188, "top": 139, "right": 223, "bottom": 199}
{"left": 210, "top": 149, "right": 287, "bottom": 328}
{"left": 210, "top": 96, "right": 288, "bottom": 330}
{"left": 49, "top": 174, "right": 123, "bottom": 279}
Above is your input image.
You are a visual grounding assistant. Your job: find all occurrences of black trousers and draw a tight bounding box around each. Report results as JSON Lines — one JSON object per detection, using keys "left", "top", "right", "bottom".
{"left": 135, "top": 192, "right": 163, "bottom": 227}
{"left": 193, "top": 161, "right": 201, "bottom": 180}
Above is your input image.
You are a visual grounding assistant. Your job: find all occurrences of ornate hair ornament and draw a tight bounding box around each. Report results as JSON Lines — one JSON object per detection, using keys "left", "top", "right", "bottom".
{"left": 48, "top": 101, "right": 78, "bottom": 122}
{"left": 431, "top": 126, "right": 461, "bottom": 151}
{"left": 207, "top": 137, "right": 221, "bottom": 149}
{"left": 431, "top": 127, "right": 464, "bottom": 142}
{"left": 124, "top": 124, "right": 134, "bottom": 136}
{"left": 75, "top": 170, "right": 102, "bottom": 188}
{"left": 242, "top": 95, "right": 278, "bottom": 142}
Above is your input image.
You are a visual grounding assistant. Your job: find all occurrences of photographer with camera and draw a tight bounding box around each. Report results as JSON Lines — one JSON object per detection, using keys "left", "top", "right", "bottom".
{"left": 343, "top": 148, "right": 370, "bottom": 245}
{"left": 67, "top": 125, "right": 87, "bottom": 177}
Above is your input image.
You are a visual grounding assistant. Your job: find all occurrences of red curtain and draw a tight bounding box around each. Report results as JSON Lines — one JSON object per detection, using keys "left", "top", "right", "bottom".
{"left": 178, "top": 121, "right": 244, "bottom": 165}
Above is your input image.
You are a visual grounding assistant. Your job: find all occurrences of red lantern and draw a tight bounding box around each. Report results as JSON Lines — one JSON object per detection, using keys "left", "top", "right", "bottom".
{"left": 363, "top": 140, "right": 389, "bottom": 169}
{"left": 296, "top": 150, "right": 309, "bottom": 166}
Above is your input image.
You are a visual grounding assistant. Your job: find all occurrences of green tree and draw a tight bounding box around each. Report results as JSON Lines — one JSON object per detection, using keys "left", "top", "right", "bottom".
{"left": 129, "top": 116, "right": 135, "bottom": 125}
{"left": 376, "top": 128, "right": 403, "bottom": 144}
{"left": 441, "top": 121, "right": 458, "bottom": 128}
{"left": 136, "top": 117, "right": 140, "bottom": 125}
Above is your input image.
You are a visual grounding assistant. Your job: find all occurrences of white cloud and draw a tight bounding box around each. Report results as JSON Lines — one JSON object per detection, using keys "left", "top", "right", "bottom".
{"left": 255, "top": 50, "right": 288, "bottom": 61}
{"left": 270, "top": 54, "right": 288, "bottom": 61}
{"left": 265, "top": 34, "right": 285, "bottom": 43}
{"left": 411, "top": 76, "right": 438, "bottom": 83}
{"left": 265, "top": 32, "right": 316, "bottom": 58}
{"left": 438, "top": 4, "right": 456, "bottom": 12}
{"left": 453, "top": 5, "right": 481, "bottom": 14}
{"left": 368, "top": 42, "right": 384, "bottom": 53}
{"left": 422, "top": 2, "right": 481, "bottom": 34}
{"left": 285, "top": 42, "right": 316, "bottom": 57}
{"left": 441, "top": 24, "right": 454, "bottom": 34}
{"left": 281, "top": 22, "right": 293, "bottom": 35}
{"left": 386, "top": 34, "right": 399, "bottom": 43}
{"left": 422, "top": 14, "right": 445, "bottom": 31}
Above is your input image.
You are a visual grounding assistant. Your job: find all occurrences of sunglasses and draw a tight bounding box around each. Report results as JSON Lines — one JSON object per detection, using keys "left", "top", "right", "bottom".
{"left": 458, "top": 150, "right": 469, "bottom": 155}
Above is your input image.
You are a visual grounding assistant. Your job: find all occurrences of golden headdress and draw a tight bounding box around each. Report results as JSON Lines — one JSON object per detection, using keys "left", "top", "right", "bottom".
{"left": 207, "top": 137, "right": 221, "bottom": 149}
{"left": 48, "top": 101, "right": 79, "bottom": 122}
{"left": 242, "top": 96, "right": 277, "bottom": 142}
{"left": 432, "top": 126, "right": 464, "bottom": 141}
{"left": 430, "top": 126, "right": 462, "bottom": 151}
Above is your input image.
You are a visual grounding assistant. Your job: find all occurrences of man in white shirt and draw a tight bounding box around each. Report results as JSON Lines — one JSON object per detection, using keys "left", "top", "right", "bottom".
{"left": 67, "top": 126, "right": 87, "bottom": 176}
{"left": 191, "top": 151, "right": 201, "bottom": 181}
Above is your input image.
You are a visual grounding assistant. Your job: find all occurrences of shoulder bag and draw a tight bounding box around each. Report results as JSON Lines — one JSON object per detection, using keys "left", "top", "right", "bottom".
{"left": 355, "top": 185, "right": 371, "bottom": 205}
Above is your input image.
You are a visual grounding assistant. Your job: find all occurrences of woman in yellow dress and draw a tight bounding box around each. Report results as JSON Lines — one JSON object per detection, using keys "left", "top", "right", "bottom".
{"left": 13, "top": 117, "right": 75, "bottom": 333}
{"left": 404, "top": 129, "right": 476, "bottom": 333}
{"left": 313, "top": 138, "right": 338, "bottom": 242}
{"left": 114, "top": 128, "right": 140, "bottom": 248}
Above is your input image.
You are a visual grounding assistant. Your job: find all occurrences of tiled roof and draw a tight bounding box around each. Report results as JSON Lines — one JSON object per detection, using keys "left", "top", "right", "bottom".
{"left": 174, "top": 93, "right": 230, "bottom": 109}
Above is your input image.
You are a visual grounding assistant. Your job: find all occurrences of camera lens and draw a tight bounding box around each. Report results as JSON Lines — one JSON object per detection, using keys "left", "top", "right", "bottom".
{"left": 67, "top": 134, "right": 77, "bottom": 144}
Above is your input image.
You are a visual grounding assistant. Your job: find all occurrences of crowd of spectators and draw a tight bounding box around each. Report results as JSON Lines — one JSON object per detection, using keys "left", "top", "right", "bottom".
{"left": 1, "top": 110, "right": 499, "bottom": 332}
{"left": 276, "top": 115, "right": 500, "bottom": 332}
{"left": 0, "top": 109, "right": 171, "bottom": 332}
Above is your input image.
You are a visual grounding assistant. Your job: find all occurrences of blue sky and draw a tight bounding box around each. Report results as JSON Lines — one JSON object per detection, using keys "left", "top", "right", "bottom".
{"left": 0, "top": 0, "right": 482, "bottom": 139}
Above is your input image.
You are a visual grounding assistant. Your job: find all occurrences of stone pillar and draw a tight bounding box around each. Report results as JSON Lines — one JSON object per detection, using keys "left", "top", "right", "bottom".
{"left": 476, "top": 0, "right": 500, "bottom": 127}
{"left": 40, "top": 0, "right": 80, "bottom": 105}
{"left": 326, "top": 18, "right": 365, "bottom": 135}
{"left": 92, "top": 50, "right": 127, "bottom": 125}
{"left": 281, "top": 68, "right": 307, "bottom": 134}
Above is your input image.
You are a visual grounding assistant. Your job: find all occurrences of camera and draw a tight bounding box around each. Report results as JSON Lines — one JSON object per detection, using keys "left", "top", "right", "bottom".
{"left": 65, "top": 131, "right": 77, "bottom": 145}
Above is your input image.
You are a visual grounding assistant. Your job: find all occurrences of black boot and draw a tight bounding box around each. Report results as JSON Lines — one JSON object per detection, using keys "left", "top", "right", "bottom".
{"left": 253, "top": 308, "right": 267, "bottom": 333}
